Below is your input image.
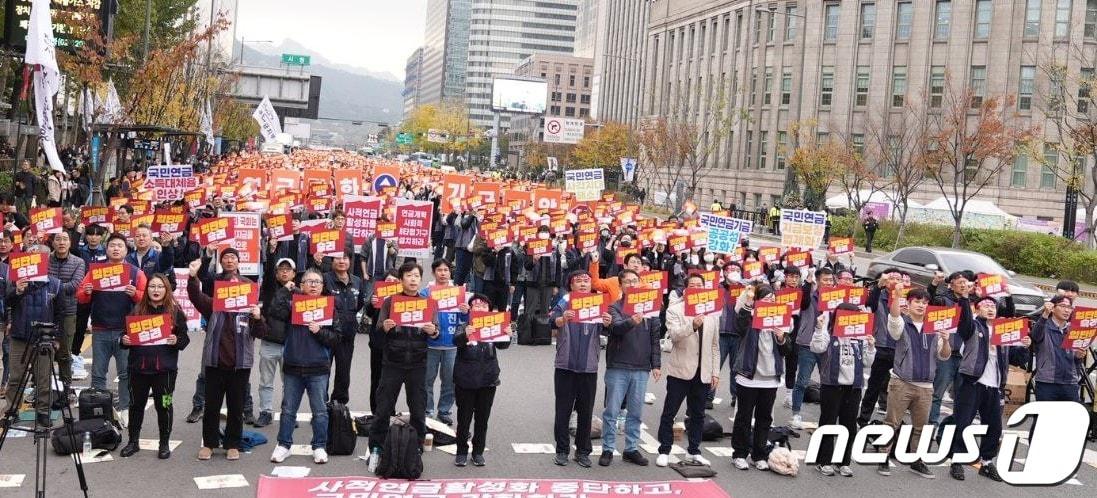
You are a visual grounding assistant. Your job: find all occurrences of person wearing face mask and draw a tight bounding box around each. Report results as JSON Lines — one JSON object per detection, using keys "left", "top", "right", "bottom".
{"left": 520, "top": 226, "right": 560, "bottom": 339}
{"left": 926, "top": 271, "right": 975, "bottom": 426}
{"left": 596, "top": 227, "right": 614, "bottom": 277}
{"left": 451, "top": 293, "right": 511, "bottom": 467}
{"left": 253, "top": 258, "right": 296, "bottom": 428}
{"left": 699, "top": 250, "right": 717, "bottom": 271}
{"left": 712, "top": 262, "right": 745, "bottom": 407}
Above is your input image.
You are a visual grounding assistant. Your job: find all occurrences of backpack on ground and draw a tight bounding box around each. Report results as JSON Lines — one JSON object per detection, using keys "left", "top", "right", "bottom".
{"left": 531, "top": 313, "right": 553, "bottom": 345}
{"left": 51, "top": 418, "right": 121, "bottom": 455}
{"left": 376, "top": 420, "right": 423, "bottom": 480}
{"left": 78, "top": 388, "right": 115, "bottom": 423}
{"left": 804, "top": 382, "right": 822, "bottom": 404}
{"left": 326, "top": 401, "right": 357, "bottom": 456}
{"left": 701, "top": 414, "right": 729, "bottom": 441}
{"left": 354, "top": 414, "right": 375, "bottom": 437}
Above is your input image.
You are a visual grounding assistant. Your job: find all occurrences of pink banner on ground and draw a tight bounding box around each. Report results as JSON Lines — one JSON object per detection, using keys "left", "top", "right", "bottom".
{"left": 256, "top": 477, "right": 729, "bottom": 498}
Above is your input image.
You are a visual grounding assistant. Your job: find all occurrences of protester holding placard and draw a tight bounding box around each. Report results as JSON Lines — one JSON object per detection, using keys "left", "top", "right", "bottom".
{"left": 2, "top": 244, "right": 63, "bottom": 428}
{"left": 947, "top": 295, "right": 1030, "bottom": 481}
{"left": 126, "top": 224, "right": 177, "bottom": 279}
{"left": 520, "top": 226, "right": 563, "bottom": 340}
{"left": 453, "top": 208, "right": 480, "bottom": 288}
{"left": 857, "top": 270, "right": 906, "bottom": 426}
{"left": 788, "top": 267, "right": 834, "bottom": 430}
{"left": 420, "top": 259, "right": 468, "bottom": 425}
{"left": 323, "top": 253, "right": 366, "bottom": 406}
{"left": 729, "top": 284, "right": 791, "bottom": 471}
{"left": 118, "top": 273, "right": 190, "bottom": 459}
{"left": 76, "top": 233, "right": 146, "bottom": 421}
{"left": 1030, "top": 296, "right": 1087, "bottom": 402}
{"left": 254, "top": 258, "right": 296, "bottom": 428}
{"left": 549, "top": 270, "right": 612, "bottom": 468}
{"left": 369, "top": 262, "right": 440, "bottom": 457}
{"left": 471, "top": 230, "right": 516, "bottom": 315}
{"left": 268, "top": 268, "right": 343, "bottom": 466}
{"left": 185, "top": 256, "right": 265, "bottom": 461}
{"left": 927, "top": 271, "right": 975, "bottom": 426}
{"left": 47, "top": 231, "right": 86, "bottom": 390}
{"left": 451, "top": 293, "right": 512, "bottom": 467}
{"left": 71, "top": 223, "right": 108, "bottom": 357}
{"left": 589, "top": 251, "right": 642, "bottom": 304}
{"left": 879, "top": 286, "right": 952, "bottom": 478}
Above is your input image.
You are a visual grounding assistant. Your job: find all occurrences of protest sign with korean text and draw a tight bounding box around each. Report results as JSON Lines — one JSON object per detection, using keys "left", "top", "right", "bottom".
{"left": 1063, "top": 327, "right": 1097, "bottom": 350}
{"left": 467, "top": 311, "right": 511, "bottom": 343}
{"left": 292, "top": 295, "right": 335, "bottom": 326}
{"left": 221, "top": 212, "right": 262, "bottom": 276}
{"left": 829, "top": 237, "right": 854, "bottom": 255}
{"left": 925, "top": 305, "right": 961, "bottom": 334}
{"left": 81, "top": 206, "right": 109, "bottom": 225}
{"left": 391, "top": 295, "right": 433, "bottom": 327}
{"left": 8, "top": 252, "right": 49, "bottom": 282}
{"left": 568, "top": 292, "right": 608, "bottom": 324}
{"left": 743, "top": 261, "right": 765, "bottom": 280}
{"left": 146, "top": 164, "right": 199, "bottom": 201}
{"left": 834, "top": 309, "right": 875, "bottom": 339}
{"left": 844, "top": 285, "right": 867, "bottom": 306}
{"left": 89, "top": 262, "right": 131, "bottom": 291}
{"left": 564, "top": 168, "right": 605, "bottom": 201}
{"left": 758, "top": 246, "right": 780, "bottom": 264}
{"left": 372, "top": 280, "right": 403, "bottom": 308}
{"left": 255, "top": 476, "right": 730, "bottom": 498}
{"left": 30, "top": 207, "right": 62, "bottom": 235}
{"left": 266, "top": 213, "right": 294, "bottom": 242}
{"left": 684, "top": 287, "right": 721, "bottom": 317}
{"left": 194, "top": 216, "right": 234, "bottom": 246}
{"left": 125, "top": 314, "right": 173, "bottom": 346}
{"left": 977, "top": 273, "right": 1009, "bottom": 298}
{"left": 395, "top": 199, "right": 434, "bottom": 258}
{"left": 773, "top": 287, "right": 802, "bottom": 313}
{"left": 753, "top": 302, "right": 793, "bottom": 329}
{"left": 990, "top": 317, "right": 1029, "bottom": 346}
{"left": 152, "top": 209, "right": 186, "bottom": 237}
{"left": 429, "top": 285, "right": 466, "bottom": 312}
{"left": 623, "top": 288, "right": 662, "bottom": 318}
{"left": 1071, "top": 306, "right": 1097, "bottom": 329}
{"left": 310, "top": 229, "right": 347, "bottom": 258}
{"left": 343, "top": 195, "right": 382, "bottom": 246}
{"left": 212, "top": 281, "right": 258, "bottom": 313}
{"left": 779, "top": 209, "right": 827, "bottom": 249}
{"left": 698, "top": 213, "right": 751, "bottom": 254}
{"left": 818, "top": 286, "right": 848, "bottom": 312}
{"left": 639, "top": 270, "right": 668, "bottom": 293}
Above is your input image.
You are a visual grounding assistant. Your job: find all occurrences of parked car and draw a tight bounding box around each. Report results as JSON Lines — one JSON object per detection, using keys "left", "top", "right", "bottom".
{"left": 864, "top": 246, "right": 1046, "bottom": 315}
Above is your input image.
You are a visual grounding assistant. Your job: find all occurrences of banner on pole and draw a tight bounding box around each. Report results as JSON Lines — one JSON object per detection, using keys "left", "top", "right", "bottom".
{"left": 564, "top": 168, "right": 605, "bottom": 202}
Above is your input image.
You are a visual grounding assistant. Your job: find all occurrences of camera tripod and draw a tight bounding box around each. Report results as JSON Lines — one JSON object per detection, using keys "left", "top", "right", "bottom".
{"left": 0, "top": 322, "right": 89, "bottom": 498}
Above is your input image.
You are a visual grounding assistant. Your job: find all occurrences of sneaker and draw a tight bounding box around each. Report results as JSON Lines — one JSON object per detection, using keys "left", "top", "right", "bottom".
{"left": 733, "top": 457, "right": 750, "bottom": 470}
{"left": 471, "top": 454, "right": 485, "bottom": 467}
{"left": 877, "top": 462, "right": 891, "bottom": 476}
{"left": 439, "top": 414, "right": 454, "bottom": 425}
{"left": 622, "top": 450, "right": 649, "bottom": 466}
{"left": 838, "top": 465, "right": 854, "bottom": 477}
{"left": 271, "top": 445, "right": 291, "bottom": 463}
{"left": 789, "top": 413, "right": 803, "bottom": 429}
{"left": 313, "top": 448, "right": 328, "bottom": 464}
{"left": 186, "top": 406, "right": 203, "bottom": 423}
{"left": 755, "top": 459, "right": 770, "bottom": 471}
{"left": 197, "top": 447, "right": 213, "bottom": 461}
{"left": 575, "top": 454, "right": 592, "bottom": 468}
{"left": 817, "top": 464, "right": 835, "bottom": 476}
{"left": 243, "top": 411, "right": 256, "bottom": 426}
{"left": 598, "top": 451, "right": 613, "bottom": 466}
{"left": 705, "top": 400, "right": 714, "bottom": 410}
{"left": 253, "top": 411, "right": 273, "bottom": 428}
{"left": 226, "top": 448, "right": 240, "bottom": 461}
{"left": 553, "top": 453, "right": 569, "bottom": 466}
{"left": 910, "top": 461, "right": 935, "bottom": 479}
{"left": 979, "top": 463, "right": 1003, "bottom": 482}
{"left": 655, "top": 454, "right": 670, "bottom": 467}
{"left": 950, "top": 463, "right": 965, "bottom": 481}
{"left": 690, "top": 454, "right": 712, "bottom": 466}
{"left": 455, "top": 454, "right": 468, "bottom": 467}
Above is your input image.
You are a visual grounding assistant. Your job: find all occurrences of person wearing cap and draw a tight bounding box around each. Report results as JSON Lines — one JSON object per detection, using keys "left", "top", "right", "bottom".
{"left": 253, "top": 257, "right": 297, "bottom": 428}
{"left": 550, "top": 270, "right": 612, "bottom": 468}
{"left": 926, "top": 270, "right": 974, "bottom": 426}
{"left": 451, "top": 293, "right": 511, "bottom": 467}
{"left": 76, "top": 232, "right": 147, "bottom": 419}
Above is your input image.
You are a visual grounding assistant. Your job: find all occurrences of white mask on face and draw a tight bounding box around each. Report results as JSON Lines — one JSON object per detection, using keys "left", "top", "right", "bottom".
{"left": 727, "top": 272, "right": 741, "bottom": 282}
{"left": 703, "top": 253, "right": 715, "bottom": 263}
{"left": 689, "top": 255, "right": 699, "bottom": 265}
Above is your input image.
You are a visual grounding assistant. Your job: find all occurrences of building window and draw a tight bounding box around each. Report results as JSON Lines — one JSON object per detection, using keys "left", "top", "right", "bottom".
{"left": 736, "top": 12, "right": 743, "bottom": 47}
{"left": 1012, "top": 155, "right": 1028, "bottom": 188}
{"left": 855, "top": 66, "right": 870, "bottom": 106}
{"left": 1042, "top": 145, "right": 1059, "bottom": 188}
{"left": 824, "top": 4, "right": 840, "bottom": 41}
{"left": 1025, "top": 0, "right": 1041, "bottom": 37}
{"left": 566, "top": 93, "right": 577, "bottom": 103}
{"left": 860, "top": 3, "right": 876, "bottom": 39}
{"left": 565, "top": 107, "right": 575, "bottom": 117}
{"left": 580, "top": 94, "right": 591, "bottom": 104}
{"left": 971, "top": 65, "right": 987, "bottom": 108}
{"left": 753, "top": 11, "right": 762, "bottom": 44}
{"left": 934, "top": 1, "right": 951, "bottom": 40}
{"left": 785, "top": 6, "right": 798, "bottom": 41}
{"left": 1019, "top": 66, "right": 1035, "bottom": 110}
{"left": 896, "top": 2, "right": 913, "bottom": 40}
{"left": 569, "top": 75, "right": 576, "bottom": 86}
{"left": 763, "top": 69, "right": 773, "bottom": 105}
{"left": 929, "top": 66, "right": 945, "bottom": 108}
{"left": 722, "top": 15, "right": 731, "bottom": 51}
{"left": 892, "top": 66, "right": 907, "bottom": 107}
{"left": 554, "top": 74, "right": 561, "bottom": 85}
{"left": 1080, "top": 68, "right": 1093, "bottom": 113}
{"left": 583, "top": 76, "right": 590, "bottom": 87}
{"left": 852, "top": 134, "right": 865, "bottom": 156}
{"left": 579, "top": 108, "right": 589, "bottom": 118}
{"left": 1088, "top": 0, "right": 1097, "bottom": 37}
{"left": 777, "top": 131, "right": 788, "bottom": 169}
{"left": 550, "top": 105, "right": 561, "bottom": 114}
{"left": 750, "top": 69, "right": 757, "bottom": 103}
{"left": 975, "top": 0, "right": 992, "bottom": 39}
{"left": 745, "top": 131, "right": 753, "bottom": 168}
{"left": 759, "top": 131, "right": 769, "bottom": 169}
{"left": 551, "top": 92, "right": 562, "bottom": 102}
{"left": 1056, "top": 0, "right": 1072, "bottom": 37}
{"left": 753, "top": 193, "right": 762, "bottom": 208}
{"left": 767, "top": 8, "right": 776, "bottom": 42}
{"left": 821, "top": 67, "right": 834, "bottom": 106}
{"left": 781, "top": 69, "right": 792, "bottom": 105}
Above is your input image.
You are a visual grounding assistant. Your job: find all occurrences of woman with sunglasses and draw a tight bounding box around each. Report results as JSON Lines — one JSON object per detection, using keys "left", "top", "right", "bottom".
{"left": 119, "top": 273, "right": 191, "bottom": 459}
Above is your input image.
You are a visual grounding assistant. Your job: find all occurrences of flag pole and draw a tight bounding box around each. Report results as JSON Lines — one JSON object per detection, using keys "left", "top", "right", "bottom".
{"left": 11, "top": 64, "right": 33, "bottom": 197}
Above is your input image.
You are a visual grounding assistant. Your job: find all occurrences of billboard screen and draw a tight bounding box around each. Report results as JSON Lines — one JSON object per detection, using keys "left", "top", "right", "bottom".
{"left": 492, "top": 78, "right": 548, "bottom": 114}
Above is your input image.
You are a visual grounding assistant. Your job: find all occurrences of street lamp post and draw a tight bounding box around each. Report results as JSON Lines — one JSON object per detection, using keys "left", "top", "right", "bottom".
{"left": 238, "top": 39, "right": 273, "bottom": 66}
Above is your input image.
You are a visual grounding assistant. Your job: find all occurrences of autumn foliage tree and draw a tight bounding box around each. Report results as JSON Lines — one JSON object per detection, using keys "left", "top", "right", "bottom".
{"left": 571, "top": 121, "right": 638, "bottom": 174}
{"left": 398, "top": 103, "right": 481, "bottom": 157}
{"left": 787, "top": 120, "right": 845, "bottom": 211}
{"left": 862, "top": 102, "right": 934, "bottom": 245}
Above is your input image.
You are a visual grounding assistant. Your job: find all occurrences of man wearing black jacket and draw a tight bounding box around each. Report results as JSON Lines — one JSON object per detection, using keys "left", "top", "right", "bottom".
{"left": 323, "top": 252, "right": 366, "bottom": 405}
{"left": 254, "top": 258, "right": 296, "bottom": 428}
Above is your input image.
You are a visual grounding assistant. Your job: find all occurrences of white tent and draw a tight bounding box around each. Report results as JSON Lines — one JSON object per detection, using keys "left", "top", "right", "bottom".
{"left": 824, "top": 190, "right": 923, "bottom": 210}
{"left": 909, "top": 197, "right": 1016, "bottom": 229}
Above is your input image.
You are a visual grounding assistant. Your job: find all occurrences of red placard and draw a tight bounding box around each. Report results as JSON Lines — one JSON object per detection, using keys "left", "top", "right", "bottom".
{"left": 725, "top": 283, "right": 746, "bottom": 303}
{"left": 829, "top": 237, "right": 854, "bottom": 255}
{"left": 623, "top": 288, "right": 662, "bottom": 318}
{"left": 834, "top": 309, "right": 875, "bottom": 339}
{"left": 485, "top": 228, "right": 511, "bottom": 249}
{"left": 429, "top": 285, "right": 466, "bottom": 312}
{"left": 752, "top": 302, "right": 793, "bottom": 329}
{"left": 687, "top": 269, "right": 718, "bottom": 289}
{"left": 194, "top": 217, "right": 235, "bottom": 246}
{"left": 687, "top": 231, "right": 708, "bottom": 251}
{"left": 125, "top": 314, "right": 174, "bottom": 346}
{"left": 1063, "top": 327, "right": 1097, "bottom": 350}
{"left": 773, "top": 287, "right": 802, "bottom": 313}
{"left": 758, "top": 246, "right": 780, "bottom": 264}
{"left": 30, "top": 207, "right": 62, "bottom": 235}
{"left": 668, "top": 235, "right": 688, "bottom": 254}
{"left": 526, "top": 238, "right": 552, "bottom": 257}
{"left": 391, "top": 294, "right": 433, "bottom": 327}
{"left": 784, "top": 250, "right": 811, "bottom": 269}
{"left": 639, "top": 270, "right": 668, "bottom": 293}
{"left": 307, "top": 197, "right": 332, "bottom": 214}
{"left": 467, "top": 311, "right": 511, "bottom": 343}
{"left": 925, "top": 305, "right": 961, "bottom": 335}
{"left": 977, "top": 273, "right": 1009, "bottom": 298}
{"left": 990, "top": 317, "right": 1029, "bottom": 346}
{"left": 568, "top": 292, "right": 608, "bottom": 324}
{"left": 742, "top": 261, "right": 764, "bottom": 280}
{"left": 81, "top": 206, "right": 109, "bottom": 226}
{"left": 371, "top": 280, "right": 403, "bottom": 308}
{"left": 577, "top": 230, "right": 598, "bottom": 253}
{"left": 212, "top": 281, "right": 258, "bottom": 313}
{"left": 8, "top": 252, "right": 49, "bottom": 282}
{"left": 89, "top": 262, "right": 131, "bottom": 291}
{"left": 376, "top": 221, "right": 397, "bottom": 239}
{"left": 684, "top": 287, "right": 721, "bottom": 317}
{"left": 844, "top": 285, "right": 867, "bottom": 306}
{"left": 333, "top": 169, "right": 362, "bottom": 198}
{"left": 184, "top": 188, "right": 206, "bottom": 210}
{"left": 152, "top": 209, "right": 186, "bottom": 237}
{"left": 310, "top": 229, "right": 347, "bottom": 258}
{"left": 1070, "top": 306, "right": 1097, "bottom": 329}
{"left": 292, "top": 295, "right": 335, "bottom": 326}
{"left": 818, "top": 286, "right": 848, "bottom": 312}
{"left": 615, "top": 247, "right": 639, "bottom": 265}
{"left": 342, "top": 196, "right": 382, "bottom": 246}
{"left": 394, "top": 199, "right": 434, "bottom": 253}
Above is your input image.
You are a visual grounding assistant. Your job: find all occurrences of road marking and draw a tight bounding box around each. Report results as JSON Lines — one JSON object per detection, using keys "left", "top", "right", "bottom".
{"left": 0, "top": 475, "right": 26, "bottom": 488}
{"left": 511, "top": 443, "right": 555, "bottom": 454}
{"left": 193, "top": 474, "right": 249, "bottom": 490}
{"left": 138, "top": 439, "right": 182, "bottom": 451}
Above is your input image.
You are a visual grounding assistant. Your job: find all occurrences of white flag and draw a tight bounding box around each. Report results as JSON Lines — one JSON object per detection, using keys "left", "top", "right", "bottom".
{"left": 24, "top": 0, "right": 64, "bottom": 172}
{"left": 252, "top": 96, "right": 282, "bottom": 143}
{"left": 81, "top": 85, "right": 93, "bottom": 131}
{"left": 200, "top": 98, "right": 214, "bottom": 144}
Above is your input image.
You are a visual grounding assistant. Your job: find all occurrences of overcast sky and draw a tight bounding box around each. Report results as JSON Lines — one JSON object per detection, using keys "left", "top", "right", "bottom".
{"left": 233, "top": 0, "right": 427, "bottom": 78}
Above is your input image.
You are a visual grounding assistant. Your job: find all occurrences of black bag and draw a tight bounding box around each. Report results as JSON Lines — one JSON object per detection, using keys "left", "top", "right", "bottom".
{"left": 51, "top": 419, "right": 121, "bottom": 455}
{"left": 531, "top": 314, "right": 553, "bottom": 346}
{"left": 429, "top": 428, "right": 458, "bottom": 446}
{"left": 354, "top": 414, "right": 375, "bottom": 438}
{"left": 670, "top": 461, "right": 717, "bottom": 478}
{"left": 701, "top": 415, "right": 728, "bottom": 441}
{"left": 376, "top": 421, "right": 423, "bottom": 480}
{"left": 78, "top": 388, "right": 115, "bottom": 423}
{"left": 804, "top": 382, "right": 822, "bottom": 404}
{"left": 326, "top": 401, "right": 357, "bottom": 456}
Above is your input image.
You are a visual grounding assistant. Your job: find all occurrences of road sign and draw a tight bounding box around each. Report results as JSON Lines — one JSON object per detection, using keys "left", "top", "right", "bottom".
{"left": 543, "top": 118, "right": 584, "bottom": 144}
{"left": 427, "top": 129, "right": 448, "bottom": 143}
{"left": 373, "top": 174, "right": 398, "bottom": 192}
{"left": 396, "top": 132, "right": 413, "bottom": 145}
{"left": 281, "top": 53, "right": 311, "bottom": 66}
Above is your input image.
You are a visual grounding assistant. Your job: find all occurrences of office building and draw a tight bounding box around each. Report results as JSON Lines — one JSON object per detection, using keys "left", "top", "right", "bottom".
{"left": 418, "top": 0, "right": 472, "bottom": 106}
{"left": 509, "top": 53, "right": 595, "bottom": 149}
{"left": 404, "top": 47, "right": 425, "bottom": 117}
{"left": 590, "top": 0, "right": 650, "bottom": 124}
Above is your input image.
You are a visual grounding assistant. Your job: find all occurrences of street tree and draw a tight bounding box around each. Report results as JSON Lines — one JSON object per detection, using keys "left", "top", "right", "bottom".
{"left": 787, "top": 120, "right": 845, "bottom": 211}
{"left": 399, "top": 103, "right": 481, "bottom": 159}
{"left": 571, "top": 121, "right": 638, "bottom": 173}
{"left": 862, "top": 102, "right": 934, "bottom": 246}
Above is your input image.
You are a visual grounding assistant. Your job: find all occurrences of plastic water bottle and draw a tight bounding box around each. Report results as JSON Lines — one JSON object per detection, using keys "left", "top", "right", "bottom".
{"left": 367, "top": 448, "right": 381, "bottom": 473}
{"left": 82, "top": 432, "right": 92, "bottom": 456}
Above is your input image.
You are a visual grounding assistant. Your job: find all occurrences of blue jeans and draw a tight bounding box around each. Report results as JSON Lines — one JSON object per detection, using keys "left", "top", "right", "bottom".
{"left": 257, "top": 340, "right": 284, "bottom": 414}
{"left": 468, "top": 273, "right": 484, "bottom": 294}
{"left": 91, "top": 330, "right": 130, "bottom": 410}
{"left": 454, "top": 249, "right": 473, "bottom": 286}
{"left": 424, "top": 348, "right": 456, "bottom": 417}
{"left": 277, "top": 372, "right": 330, "bottom": 449}
{"left": 929, "top": 355, "right": 961, "bottom": 425}
{"left": 602, "top": 368, "right": 648, "bottom": 453}
{"left": 791, "top": 345, "right": 820, "bottom": 413}
{"left": 1034, "top": 381, "right": 1080, "bottom": 402}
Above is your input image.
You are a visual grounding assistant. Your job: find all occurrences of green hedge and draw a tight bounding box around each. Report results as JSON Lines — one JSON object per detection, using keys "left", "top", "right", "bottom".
{"left": 830, "top": 215, "right": 1097, "bottom": 284}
